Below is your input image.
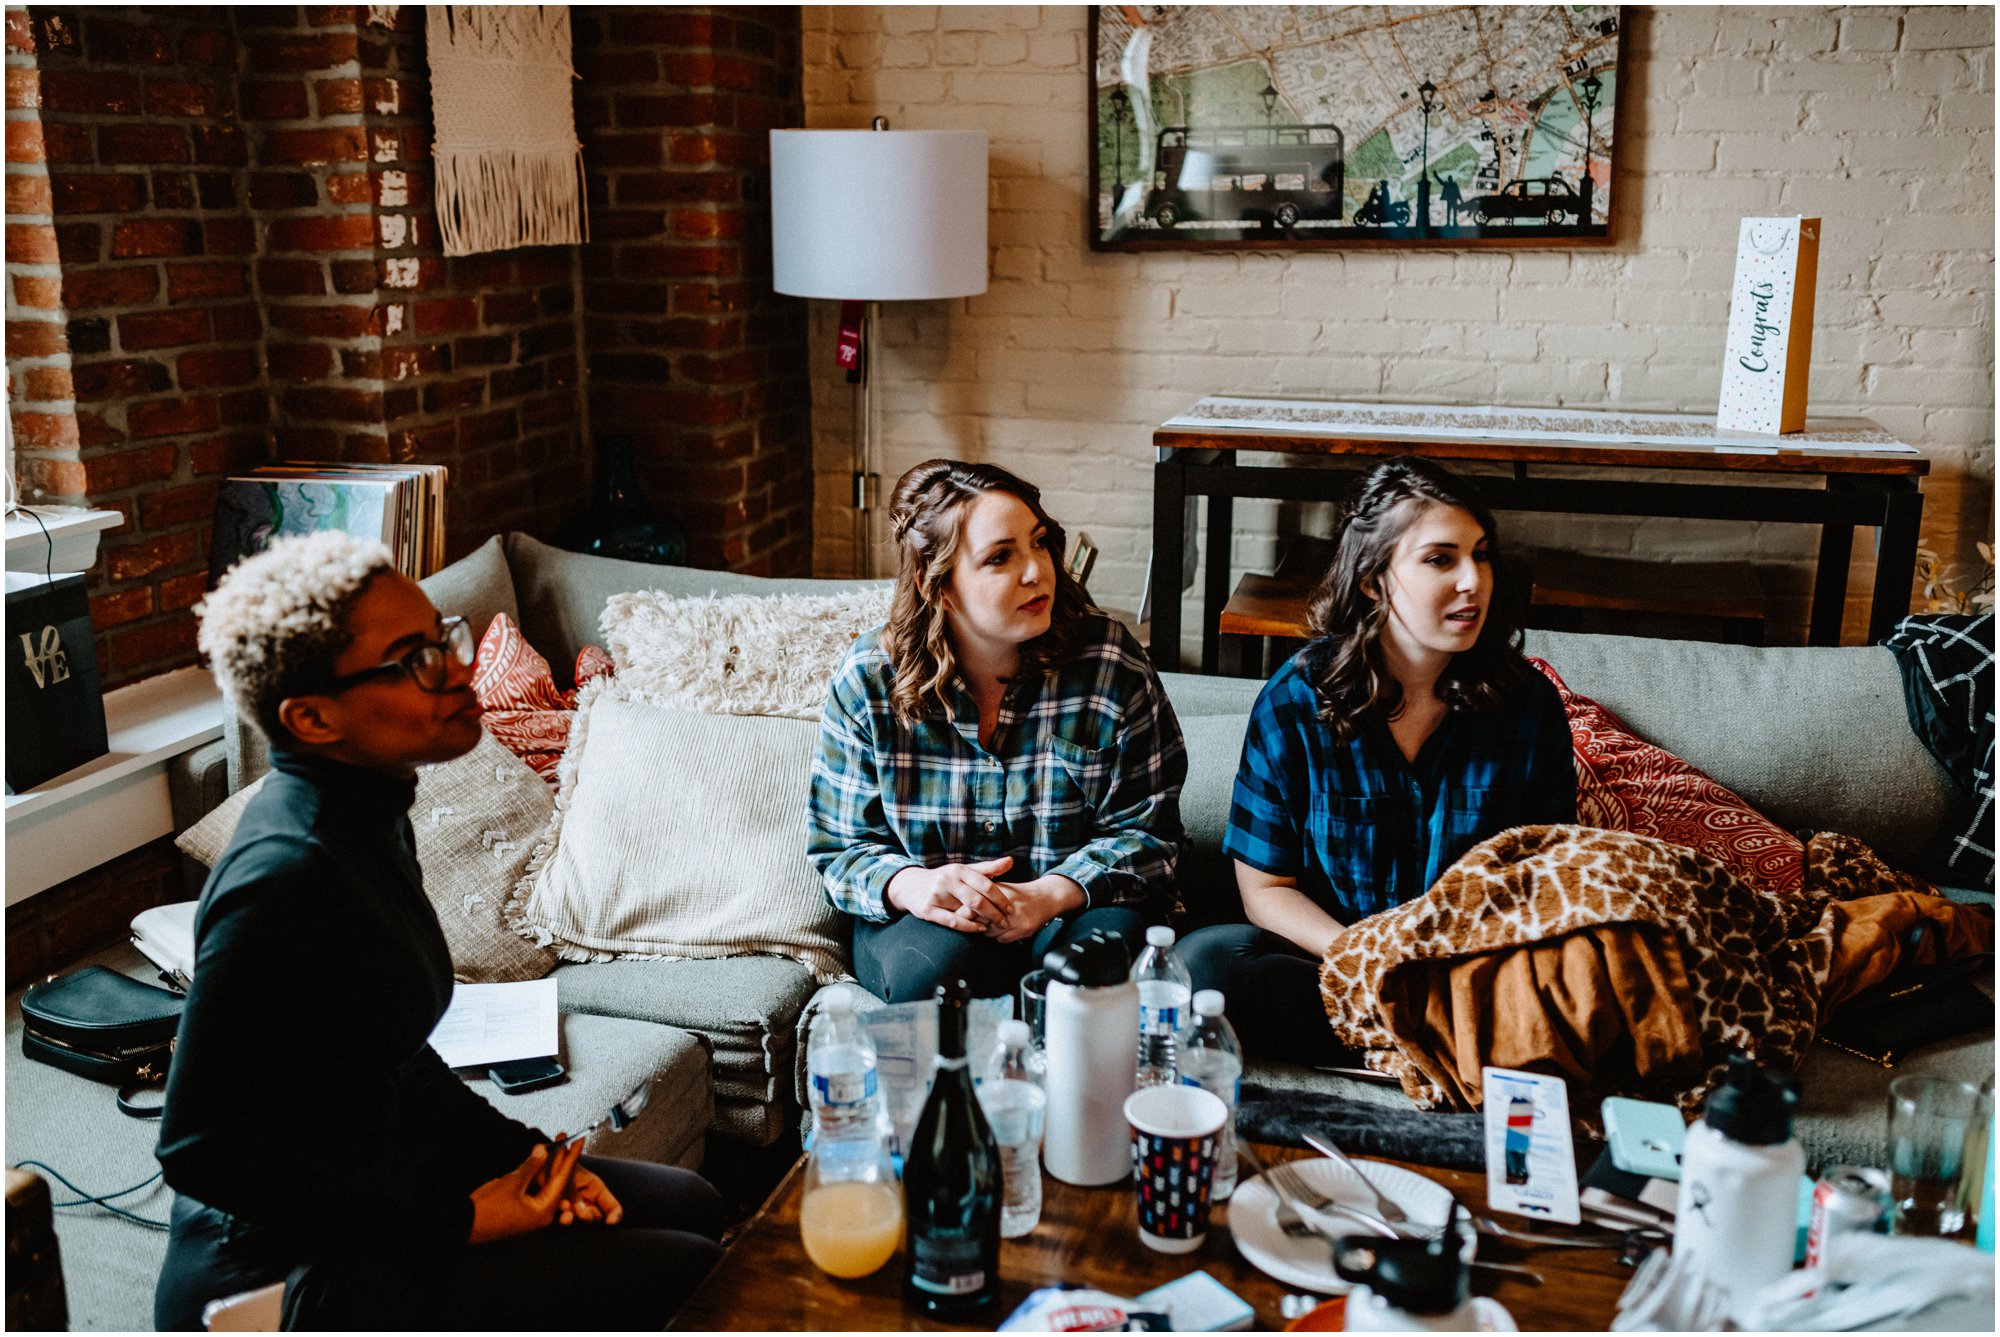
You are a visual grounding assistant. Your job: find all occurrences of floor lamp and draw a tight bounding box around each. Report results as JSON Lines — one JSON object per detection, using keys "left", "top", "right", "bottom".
{"left": 770, "top": 124, "right": 989, "bottom": 577}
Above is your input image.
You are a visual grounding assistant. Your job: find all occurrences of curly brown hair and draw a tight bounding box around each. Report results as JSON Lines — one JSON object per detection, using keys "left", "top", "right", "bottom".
{"left": 881, "top": 459, "right": 1091, "bottom": 726}
{"left": 1300, "top": 457, "right": 1535, "bottom": 739}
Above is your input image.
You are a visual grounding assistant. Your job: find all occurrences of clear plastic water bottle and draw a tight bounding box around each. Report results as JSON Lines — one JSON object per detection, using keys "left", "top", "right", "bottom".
{"left": 808, "top": 988, "right": 886, "bottom": 1146}
{"left": 1178, "top": 989, "right": 1242, "bottom": 1201}
{"left": 978, "top": 1019, "right": 1047, "bottom": 1238}
{"left": 1132, "top": 925, "right": 1192, "bottom": 1089}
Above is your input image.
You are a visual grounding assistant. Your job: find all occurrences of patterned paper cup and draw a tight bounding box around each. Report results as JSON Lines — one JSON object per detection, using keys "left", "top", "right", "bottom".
{"left": 1126, "top": 1084, "right": 1228, "bottom": 1253}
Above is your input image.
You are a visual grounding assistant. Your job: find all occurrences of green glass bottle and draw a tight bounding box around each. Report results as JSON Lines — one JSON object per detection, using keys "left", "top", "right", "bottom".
{"left": 902, "top": 978, "right": 1003, "bottom": 1317}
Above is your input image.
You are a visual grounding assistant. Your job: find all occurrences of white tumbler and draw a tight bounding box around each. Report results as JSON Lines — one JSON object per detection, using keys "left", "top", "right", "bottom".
{"left": 1040, "top": 930, "right": 1138, "bottom": 1186}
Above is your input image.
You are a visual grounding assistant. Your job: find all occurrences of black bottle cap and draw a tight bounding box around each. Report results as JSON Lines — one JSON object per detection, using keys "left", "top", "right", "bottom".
{"left": 1042, "top": 929, "right": 1130, "bottom": 987}
{"left": 1332, "top": 1225, "right": 1469, "bottom": 1315}
{"left": 1701, "top": 1053, "right": 1800, "bottom": 1145}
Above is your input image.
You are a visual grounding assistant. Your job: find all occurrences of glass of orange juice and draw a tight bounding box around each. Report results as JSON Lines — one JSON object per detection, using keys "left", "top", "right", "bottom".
{"left": 800, "top": 1139, "right": 903, "bottom": 1279}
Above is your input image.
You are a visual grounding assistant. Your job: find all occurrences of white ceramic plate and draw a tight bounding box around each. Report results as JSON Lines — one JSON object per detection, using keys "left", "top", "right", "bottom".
{"left": 1230, "top": 1158, "right": 1473, "bottom": 1295}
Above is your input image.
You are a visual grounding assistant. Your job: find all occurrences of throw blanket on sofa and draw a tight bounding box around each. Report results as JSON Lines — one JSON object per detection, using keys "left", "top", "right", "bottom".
{"left": 1885, "top": 612, "right": 1995, "bottom": 886}
{"left": 1318, "top": 825, "right": 1993, "bottom": 1116}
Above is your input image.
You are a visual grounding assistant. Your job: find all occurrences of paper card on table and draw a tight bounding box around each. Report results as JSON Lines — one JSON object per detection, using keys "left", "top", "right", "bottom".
{"left": 1715, "top": 215, "right": 1821, "bottom": 436}
{"left": 1482, "top": 1066, "right": 1581, "bottom": 1224}
{"left": 856, "top": 994, "right": 1010, "bottom": 1159}
{"left": 429, "top": 978, "right": 558, "bottom": 1069}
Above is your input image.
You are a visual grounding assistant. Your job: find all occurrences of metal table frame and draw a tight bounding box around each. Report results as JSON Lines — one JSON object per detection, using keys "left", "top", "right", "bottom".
{"left": 1150, "top": 448, "right": 1926, "bottom": 675}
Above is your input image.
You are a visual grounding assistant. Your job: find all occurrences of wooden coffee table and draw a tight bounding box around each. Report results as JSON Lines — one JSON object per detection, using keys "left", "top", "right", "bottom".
{"left": 672, "top": 1142, "right": 1629, "bottom": 1331}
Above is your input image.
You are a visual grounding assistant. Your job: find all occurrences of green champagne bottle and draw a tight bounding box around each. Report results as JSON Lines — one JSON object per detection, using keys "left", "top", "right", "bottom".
{"left": 902, "top": 979, "right": 1003, "bottom": 1316}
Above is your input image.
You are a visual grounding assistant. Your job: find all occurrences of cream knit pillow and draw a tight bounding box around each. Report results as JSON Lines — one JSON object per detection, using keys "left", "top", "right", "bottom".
{"left": 601, "top": 586, "right": 890, "bottom": 718}
{"left": 506, "top": 677, "right": 849, "bottom": 982}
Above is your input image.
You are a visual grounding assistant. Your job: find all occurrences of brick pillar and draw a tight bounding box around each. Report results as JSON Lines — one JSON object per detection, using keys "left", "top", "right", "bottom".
{"left": 21, "top": 6, "right": 264, "bottom": 683}
{"left": 572, "top": 5, "right": 810, "bottom": 576}
{"left": 242, "top": 6, "right": 587, "bottom": 553}
{"left": 4, "top": 6, "right": 81, "bottom": 506}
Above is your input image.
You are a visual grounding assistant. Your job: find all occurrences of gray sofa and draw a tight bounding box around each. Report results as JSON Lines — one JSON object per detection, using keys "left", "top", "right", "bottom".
{"left": 174, "top": 531, "right": 1992, "bottom": 1172}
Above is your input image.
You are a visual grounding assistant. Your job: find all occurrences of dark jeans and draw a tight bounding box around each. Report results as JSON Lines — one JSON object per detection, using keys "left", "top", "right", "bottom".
{"left": 852, "top": 904, "right": 1157, "bottom": 1003}
{"left": 155, "top": 1156, "right": 724, "bottom": 1331}
{"left": 1179, "top": 923, "right": 1358, "bottom": 1068}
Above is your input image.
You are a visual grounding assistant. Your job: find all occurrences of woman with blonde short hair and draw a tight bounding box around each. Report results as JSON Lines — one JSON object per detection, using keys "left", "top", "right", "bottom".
{"left": 154, "top": 532, "right": 722, "bottom": 1330}
{"left": 807, "top": 459, "right": 1188, "bottom": 1002}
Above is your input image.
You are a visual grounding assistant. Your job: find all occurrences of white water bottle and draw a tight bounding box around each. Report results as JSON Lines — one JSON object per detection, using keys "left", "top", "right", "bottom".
{"left": 1041, "top": 930, "right": 1137, "bottom": 1186}
{"left": 1178, "top": 989, "right": 1242, "bottom": 1201}
{"left": 806, "top": 988, "right": 885, "bottom": 1146}
{"left": 979, "top": 1019, "right": 1047, "bottom": 1238}
{"left": 1132, "top": 925, "right": 1193, "bottom": 1088}
{"left": 1673, "top": 1055, "right": 1805, "bottom": 1307}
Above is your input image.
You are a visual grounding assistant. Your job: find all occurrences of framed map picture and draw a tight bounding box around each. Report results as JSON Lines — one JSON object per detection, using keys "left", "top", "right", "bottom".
{"left": 1090, "top": 5, "right": 1623, "bottom": 250}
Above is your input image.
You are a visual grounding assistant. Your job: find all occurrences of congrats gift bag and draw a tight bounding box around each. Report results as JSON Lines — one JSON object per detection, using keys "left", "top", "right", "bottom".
{"left": 5, "top": 573, "right": 108, "bottom": 793}
{"left": 1716, "top": 215, "right": 1821, "bottom": 435}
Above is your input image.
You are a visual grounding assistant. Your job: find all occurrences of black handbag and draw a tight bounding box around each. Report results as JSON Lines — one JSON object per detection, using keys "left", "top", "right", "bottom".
{"left": 20, "top": 966, "right": 182, "bottom": 1118}
{"left": 1820, "top": 954, "right": 1995, "bottom": 1068}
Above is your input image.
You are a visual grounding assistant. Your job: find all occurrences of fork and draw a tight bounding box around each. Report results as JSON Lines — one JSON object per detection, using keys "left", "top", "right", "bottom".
{"left": 1240, "top": 1143, "right": 1394, "bottom": 1240}
{"left": 1302, "top": 1132, "right": 1412, "bottom": 1229}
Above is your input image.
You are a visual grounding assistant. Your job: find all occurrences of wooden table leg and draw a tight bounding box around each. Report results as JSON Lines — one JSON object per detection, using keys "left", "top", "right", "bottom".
{"left": 1868, "top": 482, "right": 1925, "bottom": 644}
{"left": 1809, "top": 520, "right": 1855, "bottom": 647}
{"left": 1150, "top": 451, "right": 1187, "bottom": 671}
{"left": 1200, "top": 462, "right": 1236, "bottom": 676}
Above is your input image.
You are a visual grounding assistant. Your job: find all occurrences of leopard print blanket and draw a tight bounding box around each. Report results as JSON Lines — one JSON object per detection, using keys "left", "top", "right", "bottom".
{"left": 1318, "top": 825, "right": 1993, "bottom": 1115}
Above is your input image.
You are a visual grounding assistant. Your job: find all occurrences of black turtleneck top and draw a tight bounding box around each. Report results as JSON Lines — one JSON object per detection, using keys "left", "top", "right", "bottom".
{"left": 156, "top": 748, "right": 542, "bottom": 1257}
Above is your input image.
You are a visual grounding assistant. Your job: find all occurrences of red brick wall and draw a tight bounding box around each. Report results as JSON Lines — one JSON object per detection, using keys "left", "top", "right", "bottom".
{"left": 8, "top": 4, "right": 590, "bottom": 688}
{"left": 573, "top": 5, "right": 811, "bottom": 575}
{"left": 6, "top": 4, "right": 811, "bottom": 685}
{"left": 22, "top": 8, "right": 264, "bottom": 682}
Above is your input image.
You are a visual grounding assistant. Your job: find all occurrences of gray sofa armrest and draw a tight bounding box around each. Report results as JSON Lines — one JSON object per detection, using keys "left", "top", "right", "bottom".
{"left": 167, "top": 736, "right": 233, "bottom": 897}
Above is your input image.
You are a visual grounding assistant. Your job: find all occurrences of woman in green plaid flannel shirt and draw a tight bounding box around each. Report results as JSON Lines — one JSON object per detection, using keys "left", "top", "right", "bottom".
{"left": 807, "top": 459, "right": 1189, "bottom": 1003}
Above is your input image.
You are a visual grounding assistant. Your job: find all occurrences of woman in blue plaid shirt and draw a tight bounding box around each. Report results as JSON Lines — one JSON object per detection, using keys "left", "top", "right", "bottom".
{"left": 1181, "top": 459, "right": 1575, "bottom": 1063}
{"left": 808, "top": 459, "right": 1188, "bottom": 1003}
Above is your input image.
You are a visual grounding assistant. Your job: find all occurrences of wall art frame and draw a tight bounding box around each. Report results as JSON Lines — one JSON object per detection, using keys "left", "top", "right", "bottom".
{"left": 1089, "top": 5, "right": 1626, "bottom": 251}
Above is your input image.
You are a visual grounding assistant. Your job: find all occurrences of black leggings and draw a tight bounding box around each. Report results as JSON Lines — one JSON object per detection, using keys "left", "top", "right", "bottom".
{"left": 852, "top": 904, "right": 1157, "bottom": 1004}
{"left": 1179, "top": 923, "right": 1359, "bottom": 1068}
{"left": 155, "top": 1156, "right": 724, "bottom": 1331}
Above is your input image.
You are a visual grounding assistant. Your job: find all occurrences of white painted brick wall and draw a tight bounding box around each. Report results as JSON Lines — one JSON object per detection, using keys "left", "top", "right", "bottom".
{"left": 801, "top": 5, "right": 1995, "bottom": 655}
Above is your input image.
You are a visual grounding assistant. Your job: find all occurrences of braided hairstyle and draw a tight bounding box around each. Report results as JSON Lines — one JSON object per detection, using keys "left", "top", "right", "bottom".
{"left": 881, "top": 458, "right": 1090, "bottom": 726}
{"left": 1300, "top": 457, "right": 1534, "bottom": 738}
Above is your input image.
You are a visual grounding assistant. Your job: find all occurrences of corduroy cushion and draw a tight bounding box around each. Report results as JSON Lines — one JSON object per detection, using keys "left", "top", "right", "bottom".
{"left": 1532, "top": 656, "right": 1805, "bottom": 893}
{"left": 176, "top": 733, "right": 560, "bottom": 983}
{"left": 507, "top": 679, "right": 851, "bottom": 982}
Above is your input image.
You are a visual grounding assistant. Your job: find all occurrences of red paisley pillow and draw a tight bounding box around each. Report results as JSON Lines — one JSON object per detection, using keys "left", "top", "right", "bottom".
{"left": 1529, "top": 657, "right": 1805, "bottom": 893}
{"left": 473, "top": 613, "right": 614, "bottom": 785}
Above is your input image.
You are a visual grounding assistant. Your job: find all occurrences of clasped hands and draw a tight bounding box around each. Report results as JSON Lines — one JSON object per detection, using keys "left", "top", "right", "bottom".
{"left": 468, "top": 1138, "right": 625, "bottom": 1245}
{"left": 886, "top": 857, "right": 1084, "bottom": 944}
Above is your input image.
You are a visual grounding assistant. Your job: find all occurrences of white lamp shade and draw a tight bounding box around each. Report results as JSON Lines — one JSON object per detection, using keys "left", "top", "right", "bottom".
{"left": 770, "top": 129, "right": 988, "bottom": 301}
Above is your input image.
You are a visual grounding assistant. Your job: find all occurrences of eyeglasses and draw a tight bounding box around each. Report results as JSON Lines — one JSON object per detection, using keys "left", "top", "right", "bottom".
{"left": 316, "top": 616, "right": 475, "bottom": 695}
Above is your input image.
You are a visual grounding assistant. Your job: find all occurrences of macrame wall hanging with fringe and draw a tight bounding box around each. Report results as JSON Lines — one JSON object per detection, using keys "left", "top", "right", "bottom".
{"left": 425, "top": 5, "right": 587, "bottom": 256}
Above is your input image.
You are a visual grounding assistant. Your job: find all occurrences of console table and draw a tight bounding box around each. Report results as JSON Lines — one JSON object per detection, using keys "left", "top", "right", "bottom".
{"left": 1149, "top": 397, "right": 1928, "bottom": 673}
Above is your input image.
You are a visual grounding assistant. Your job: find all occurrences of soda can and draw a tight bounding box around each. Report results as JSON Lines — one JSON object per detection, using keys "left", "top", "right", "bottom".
{"left": 1806, "top": 1166, "right": 1889, "bottom": 1268}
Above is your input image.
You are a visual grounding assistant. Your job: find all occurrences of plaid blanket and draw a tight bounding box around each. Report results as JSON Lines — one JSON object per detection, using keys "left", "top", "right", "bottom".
{"left": 1885, "top": 613, "right": 1995, "bottom": 886}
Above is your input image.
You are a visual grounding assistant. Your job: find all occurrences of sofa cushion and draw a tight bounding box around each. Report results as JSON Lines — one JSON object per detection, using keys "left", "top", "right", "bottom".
{"left": 421, "top": 532, "right": 519, "bottom": 644}
{"left": 504, "top": 532, "right": 886, "bottom": 684}
{"left": 1160, "top": 669, "right": 1261, "bottom": 719}
{"left": 178, "top": 734, "right": 562, "bottom": 984}
{"left": 555, "top": 955, "right": 817, "bottom": 1129}
{"left": 473, "top": 612, "right": 615, "bottom": 785}
{"left": 509, "top": 682, "right": 849, "bottom": 981}
{"left": 1532, "top": 656, "right": 1805, "bottom": 893}
{"left": 1521, "top": 630, "right": 1954, "bottom": 864}
{"left": 472, "top": 1010, "right": 710, "bottom": 1171}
